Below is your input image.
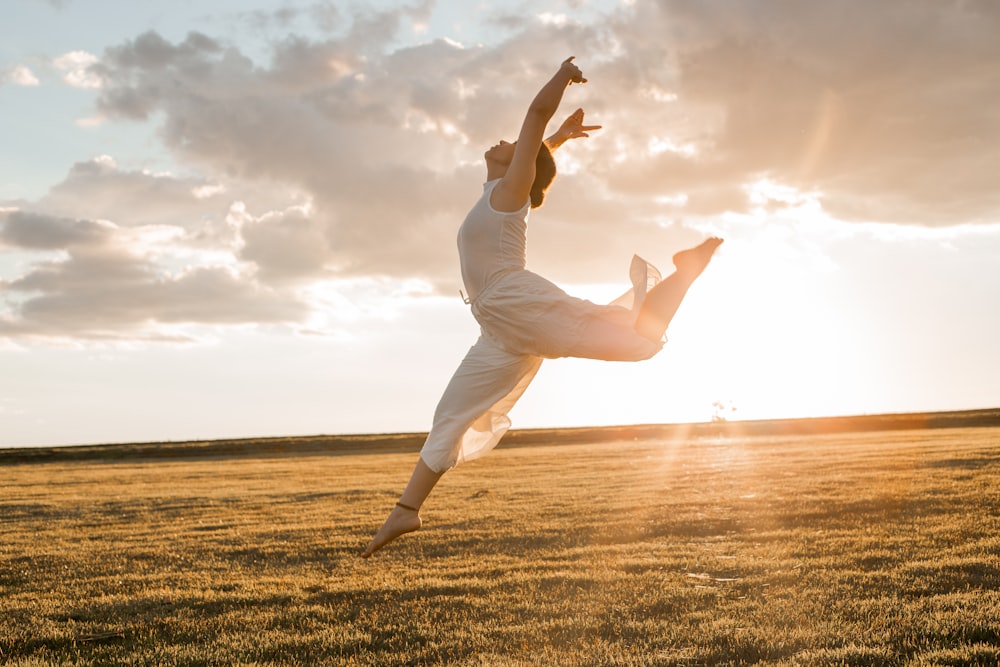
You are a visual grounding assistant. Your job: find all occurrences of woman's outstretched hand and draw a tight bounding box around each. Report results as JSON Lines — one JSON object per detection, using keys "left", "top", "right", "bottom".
{"left": 558, "top": 108, "right": 601, "bottom": 141}
{"left": 560, "top": 56, "right": 587, "bottom": 84}
{"left": 546, "top": 108, "right": 602, "bottom": 150}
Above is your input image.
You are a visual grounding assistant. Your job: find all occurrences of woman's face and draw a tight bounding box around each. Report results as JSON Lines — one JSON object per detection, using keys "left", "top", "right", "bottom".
{"left": 485, "top": 140, "right": 516, "bottom": 165}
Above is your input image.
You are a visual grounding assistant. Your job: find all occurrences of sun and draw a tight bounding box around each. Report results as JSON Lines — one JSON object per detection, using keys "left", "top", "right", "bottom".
{"left": 670, "top": 237, "right": 856, "bottom": 422}
{"left": 664, "top": 182, "right": 870, "bottom": 423}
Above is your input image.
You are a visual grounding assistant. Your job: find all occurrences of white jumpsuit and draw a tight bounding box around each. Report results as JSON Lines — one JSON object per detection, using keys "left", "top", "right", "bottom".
{"left": 419, "top": 179, "right": 664, "bottom": 472}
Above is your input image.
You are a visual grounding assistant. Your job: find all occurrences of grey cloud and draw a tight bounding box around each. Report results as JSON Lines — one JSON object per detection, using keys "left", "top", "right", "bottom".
{"left": 1, "top": 211, "right": 113, "bottom": 249}
{"left": 6, "top": 244, "right": 151, "bottom": 294}
{"left": 308, "top": 3, "right": 343, "bottom": 33}
{"left": 38, "top": 157, "right": 228, "bottom": 229}
{"left": 25, "top": 158, "right": 316, "bottom": 258}
{"left": 93, "top": 31, "right": 224, "bottom": 121}
{"left": 1, "top": 243, "right": 307, "bottom": 340}
{"left": 238, "top": 207, "right": 332, "bottom": 283}
{"left": 92, "top": 25, "right": 494, "bottom": 285}
{"left": 612, "top": 0, "right": 1000, "bottom": 225}
{"left": 0, "top": 210, "right": 308, "bottom": 341}
{"left": 104, "top": 30, "right": 221, "bottom": 74}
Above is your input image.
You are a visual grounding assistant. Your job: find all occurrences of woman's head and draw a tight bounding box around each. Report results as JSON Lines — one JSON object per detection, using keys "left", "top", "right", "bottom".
{"left": 530, "top": 143, "right": 556, "bottom": 209}
{"left": 484, "top": 140, "right": 557, "bottom": 208}
{"left": 485, "top": 140, "right": 516, "bottom": 167}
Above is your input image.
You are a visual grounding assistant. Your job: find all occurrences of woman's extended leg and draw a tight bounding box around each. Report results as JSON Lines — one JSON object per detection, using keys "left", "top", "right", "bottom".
{"left": 360, "top": 457, "right": 442, "bottom": 558}
{"left": 360, "top": 337, "right": 540, "bottom": 559}
{"left": 634, "top": 237, "right": 722, "bottom": 341}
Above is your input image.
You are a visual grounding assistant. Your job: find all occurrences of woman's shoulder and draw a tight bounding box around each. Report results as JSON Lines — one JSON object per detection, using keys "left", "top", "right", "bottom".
{"left": 484, "top": 179, "right": 530, "bottom": 216}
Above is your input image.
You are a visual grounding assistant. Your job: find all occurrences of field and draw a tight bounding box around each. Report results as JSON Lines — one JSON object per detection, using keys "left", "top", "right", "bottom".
{"left": 2, "top": 425, "right": 999, "bottom": 665}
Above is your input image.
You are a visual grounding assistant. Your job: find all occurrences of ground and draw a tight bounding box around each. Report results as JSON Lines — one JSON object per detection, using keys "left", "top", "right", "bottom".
{"left": 2, "top": 426, "right": 999, "bottom": 665}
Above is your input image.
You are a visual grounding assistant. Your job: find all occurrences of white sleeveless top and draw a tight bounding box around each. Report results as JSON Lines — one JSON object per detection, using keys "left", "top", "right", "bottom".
{"left": 457, "top": 179, "right": 530, "bottom": 302}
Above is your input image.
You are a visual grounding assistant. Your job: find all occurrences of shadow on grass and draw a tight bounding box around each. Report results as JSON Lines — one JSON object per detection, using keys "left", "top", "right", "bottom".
{"left": 924, "top": 454, "right": 1000, "bottom": 470}
{"left": 773, "top": 494, "right": 955, "bottom": 529}
{"left": 903, "top": 560, "right": 1000, "bottom": 597}
{"left": 20, "top": 590, "right": 301, "bottom": 656}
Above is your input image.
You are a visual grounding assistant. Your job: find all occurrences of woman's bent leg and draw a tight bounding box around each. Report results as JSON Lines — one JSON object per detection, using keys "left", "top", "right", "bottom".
{"left": 635, "top": 237, "right": 722, "bottom": 341}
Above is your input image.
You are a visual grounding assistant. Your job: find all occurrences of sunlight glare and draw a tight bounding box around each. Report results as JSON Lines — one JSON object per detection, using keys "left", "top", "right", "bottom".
{"left": 670, "top": 184, "right": 874, "bottom": 422}
{"left": 532, "top": 181, "right": 876, "bottom": 427}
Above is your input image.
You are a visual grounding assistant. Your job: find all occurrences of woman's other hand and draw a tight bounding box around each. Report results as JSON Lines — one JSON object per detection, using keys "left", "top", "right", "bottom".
{"left": 546, "top": 108, "right": 602, "bottom": 151}
{"left": 557, "top": 108, "right": 601, "bottom": 141}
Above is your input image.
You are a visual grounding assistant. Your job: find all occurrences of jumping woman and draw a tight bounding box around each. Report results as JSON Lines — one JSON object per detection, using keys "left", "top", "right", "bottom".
{"left": 362, "top": 57, "right": 722, "bottom": 558}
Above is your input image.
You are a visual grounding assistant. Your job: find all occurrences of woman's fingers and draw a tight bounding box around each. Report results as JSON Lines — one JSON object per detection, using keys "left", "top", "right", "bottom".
{"left": 560, "top": 108, "right": 602, "bottom": 139}
{"left": 560, "top": 57, "right": 586, "bottom": 84}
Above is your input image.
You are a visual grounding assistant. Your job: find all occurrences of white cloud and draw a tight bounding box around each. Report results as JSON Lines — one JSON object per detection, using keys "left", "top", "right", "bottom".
{"left": 3, "top": 65, "right": 40, "bottom": 87}
{"left": 53, "top": 50, "right": 103, "bottom": 89}
{"left": 537, "top": 12, "right": 569, "bottom": 27}
{"left": 74, "top": 114, "right": 107, "bottom": 128}
{"left": 192, "top": 184, "right": 225, "bottom": 199}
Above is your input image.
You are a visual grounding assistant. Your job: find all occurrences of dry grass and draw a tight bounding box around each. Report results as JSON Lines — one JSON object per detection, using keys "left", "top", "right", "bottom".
{"left": 2, "top": 427, "right": 999, "bottom": 665}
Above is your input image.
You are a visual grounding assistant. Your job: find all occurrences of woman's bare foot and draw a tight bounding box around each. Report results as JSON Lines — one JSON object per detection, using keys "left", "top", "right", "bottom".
{"left": 360, "top": 505, "right": 422, "bottom": 558}
{"left": 672, "top": 237, "right": 723, "bottom": 280}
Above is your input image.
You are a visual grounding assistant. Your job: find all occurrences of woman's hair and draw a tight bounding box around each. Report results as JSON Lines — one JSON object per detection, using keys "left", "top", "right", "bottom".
{"left": 530, "top": 143, "right": 557, "bottom": 209}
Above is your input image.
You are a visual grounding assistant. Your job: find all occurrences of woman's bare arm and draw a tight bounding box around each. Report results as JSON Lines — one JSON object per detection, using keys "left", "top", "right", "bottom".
{"left": 491, "top": 58, "right": 586, "bottom": 212}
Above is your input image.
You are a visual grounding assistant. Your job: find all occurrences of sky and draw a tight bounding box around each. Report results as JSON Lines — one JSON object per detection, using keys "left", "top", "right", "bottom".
{"left": 1, "top": 0, "right": 999, "bottom": 448}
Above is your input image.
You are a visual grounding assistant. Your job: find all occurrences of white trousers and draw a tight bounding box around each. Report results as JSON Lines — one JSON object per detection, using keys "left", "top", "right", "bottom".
{"left": 419, "top": 255, "right": 662, "bottom": 473}
{"left": 419, "top": 336, "right": 542, "bottom": 473}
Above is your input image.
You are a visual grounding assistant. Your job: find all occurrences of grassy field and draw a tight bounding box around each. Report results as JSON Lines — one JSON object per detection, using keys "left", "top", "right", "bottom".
{"left": 2, "top": 426, "right": 999, "bottom": 665}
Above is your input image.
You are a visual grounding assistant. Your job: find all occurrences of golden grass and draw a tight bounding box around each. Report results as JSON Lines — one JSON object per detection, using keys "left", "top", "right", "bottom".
{"left": 2, "top": 427, "right": 999, "bottom": 665}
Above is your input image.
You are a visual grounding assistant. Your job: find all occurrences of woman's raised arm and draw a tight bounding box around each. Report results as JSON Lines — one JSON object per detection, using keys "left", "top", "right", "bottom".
{"left": 490, "top": 57, "right": 587, "bottom": 212}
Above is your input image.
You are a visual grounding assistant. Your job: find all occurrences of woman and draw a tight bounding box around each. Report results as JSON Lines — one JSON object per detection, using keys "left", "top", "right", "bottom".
{"left": 362, "top": 57, "right": 722, "bottom": 558}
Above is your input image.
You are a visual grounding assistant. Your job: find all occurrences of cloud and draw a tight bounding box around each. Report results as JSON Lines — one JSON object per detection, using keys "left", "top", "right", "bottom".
{"left": 233, "top": 203, "right": 332, "bottom": 284}
{"left": 0, "top": 211, "right": 114, "bottom": 249}
{"left": 2, "top": 65, "right": 40, "bottom": 87}
{"left": 87, "top": 1, "right": 1000, "bottom": 273}
{"left": 0, "top": 209, "right": 308, "bottom": 341}
{"left": 6, "top": 0, "right": 999, "bottom": 345}
{"left": 36, "top": 155, "right": 231, "bottom": 229}
{"left": 18, "top": 154, "right": 322, "bottom": 255}
{"left": 89, "top": 23, "right": 513, "bottom": 286}
{"left": 53, "top": 50, "right": 103, "bottom": 89}
{"left": 599, "top": 0, "right": 1000, "bottom": 225}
